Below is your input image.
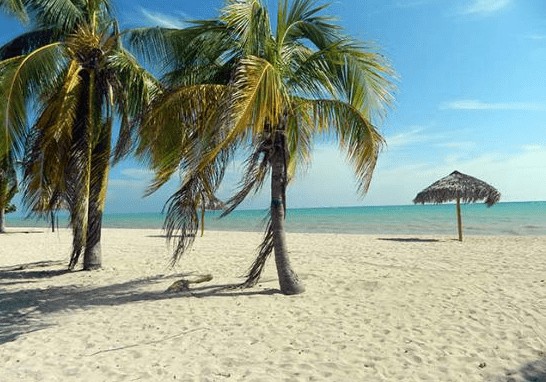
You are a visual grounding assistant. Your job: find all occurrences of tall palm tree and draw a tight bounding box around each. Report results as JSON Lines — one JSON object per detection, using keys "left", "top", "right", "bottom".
{"left": 0, "top": 0, "right": 158, "bottom": 269}
{"left": 138, "top": 0, "right": 395, "bottom": 295}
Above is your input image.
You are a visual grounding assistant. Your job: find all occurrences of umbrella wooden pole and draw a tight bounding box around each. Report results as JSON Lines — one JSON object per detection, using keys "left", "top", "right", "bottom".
{"left": 456, "top": 197, "right": 463, "bottom": 241}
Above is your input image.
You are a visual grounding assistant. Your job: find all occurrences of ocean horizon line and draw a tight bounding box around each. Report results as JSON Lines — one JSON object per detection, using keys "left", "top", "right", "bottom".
{"left": 6, "top": 200, "right": 546, "bottom": 236}
{"left": 10, "top": 199, "right": 542, "bottom": 218}
{"left": 99, "top": 199, "right": 546, "bottom": 215}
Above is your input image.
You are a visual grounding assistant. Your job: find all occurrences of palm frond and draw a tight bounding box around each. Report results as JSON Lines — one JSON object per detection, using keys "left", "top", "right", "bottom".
{"left": 124, "top": 27, "right": 174, "bottom": 72}
{"left": 22, "top": 59, "right": 81, "bottom": 217}
{"left": 137, "top": 84, "right": 229, "bottom": 193}
{"left": 0, "top": 0, "right": 27, "bottom": 21}
{"left": 107, "top": 47, "right": 160, "bottom": 162}
{"left": 221, "top": 138, "right": 271, "bottom": 217}
{"left": 235, "top": 218, "right": 274, "bottom": 288}
{"left": 277, "top": 0, "right": 335, "bottom": 46}
{"left": 0, "top": 42, "right": 65, "bottom": 159}
{"left": 221, "top": 0, "right": 272, "bottom": 56}
{"left": 300, "top": 98, "right": 385, "bottom": 193}
{"left": 163, "top": 153, "right": 229, "bottom": 264}
{"left": 198, "top": 56, "right": 287, "bottom": 171}
{"left": 285, "top": 101, "right": 314, "bottom": 180}
{"left": 333, "top": 47, "right": 395, "bottom": 121}
{"left": 24, "top": 0, "right": 113, "bottom": 33}
{"left": 0, "top": 150, "right": 18, "bottom": 211}
{"left": 25, "top": 0, "right": 85, "bottom": 31}
{"left": 0, "top": 28, "right": 58, "bottom": 59}
{"left": 161, "top": 21, "right": 238, "bottom": 86}
{"left": 285, "top": 40, "right": 346, "bottom": 97}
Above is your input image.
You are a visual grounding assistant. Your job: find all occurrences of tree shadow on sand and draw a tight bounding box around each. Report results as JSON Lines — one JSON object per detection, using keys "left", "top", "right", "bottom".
{"left": 497, "top": 357, "right": 546, "bottom": 382}
{"left": 0, "top": 260, "right": 278, "bottom": 345}
{"left": 378, "top": 237, "right": 440, "bottom": 243}
{"left": 1, "top": 230, "right": 45, "bottom": 234}
{"left": 0, "top": 261, "right": 69, "bottom": 287}
{"left": 0, "top": 260, "right": 66, "bottom": 272}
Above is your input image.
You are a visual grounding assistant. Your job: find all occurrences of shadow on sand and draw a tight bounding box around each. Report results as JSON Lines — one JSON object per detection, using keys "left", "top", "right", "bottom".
{"left": 0, "top": 260, "right": 278, "bottom": 345}
{"left": 497, "top": 357, "right": 546, "bottom": 382}
{"left": 378, "top": 237, "right": 440, "bottom": 243}
{"left": 146, "top": 234, "right": 196, "bottom": 238}
{"left": 1, "top": 230, "right": 45, "bottom": 234}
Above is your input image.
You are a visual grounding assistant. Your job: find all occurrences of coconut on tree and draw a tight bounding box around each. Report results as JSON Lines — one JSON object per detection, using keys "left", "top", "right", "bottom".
{"left": 0, "top": 0, "right": 158, "bottom": 269}
{"left": 136, "top": 0, "right": 395, "bottom": 294}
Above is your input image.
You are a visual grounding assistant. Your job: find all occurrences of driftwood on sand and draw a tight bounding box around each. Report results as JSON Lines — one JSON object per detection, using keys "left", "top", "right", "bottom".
{"left": 165, "top": 274, "right": 213, "bottom": 293}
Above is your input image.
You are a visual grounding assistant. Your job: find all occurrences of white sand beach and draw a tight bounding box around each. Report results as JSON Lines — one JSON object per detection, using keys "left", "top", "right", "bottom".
{"left": 1, "top": 228, "right": 545, "bottom": 381}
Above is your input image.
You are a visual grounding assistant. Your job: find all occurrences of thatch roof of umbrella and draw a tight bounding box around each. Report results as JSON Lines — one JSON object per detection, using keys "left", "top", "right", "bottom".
{"left": 203, "top": 196, "right": 225, "bottom": 211}
{"left": 199, "top": 194, "right": 225, "bottom": 236}
{"left": 414, "top": 171, "right": 500, "bottom": 206}
{"left": 413, "top": 170, "right": 500, "bottom": 240}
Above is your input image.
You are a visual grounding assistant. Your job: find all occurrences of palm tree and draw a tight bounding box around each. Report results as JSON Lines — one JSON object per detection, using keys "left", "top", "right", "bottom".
{"left": 0, "top": 0, "right": 158, "bottom": 269}
{"left": 138, "top": 0, "right": 395, "bottom": 295}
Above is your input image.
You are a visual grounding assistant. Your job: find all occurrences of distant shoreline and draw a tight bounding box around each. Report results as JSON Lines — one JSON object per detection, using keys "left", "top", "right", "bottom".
{"left": 5, "top": 201, "right": 546, "bottom": 236}
{"left": 8, "top": 199, "right": 546, "bottom": 218}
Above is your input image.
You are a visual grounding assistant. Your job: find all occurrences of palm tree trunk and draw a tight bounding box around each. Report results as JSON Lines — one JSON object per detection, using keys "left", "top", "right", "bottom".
{"left": 82, "top": 118, "right": 111, "bottom": 270}
{"left": 68, "top": 71, "right": 94, "bottom": 269}
{"left": 83, "top": 203, "right": 102, "bottom": 270}
{"left": 83, "top": 154, "right": 105, "bottom": 270}
{"left": 50, "top": 210, "right": 55, "bottom": 232}
{"left": 270, "top": 132, "right": 305, "bottom": 295}
{"left": 0, "top": 207, "right": 5, "bottom": 233}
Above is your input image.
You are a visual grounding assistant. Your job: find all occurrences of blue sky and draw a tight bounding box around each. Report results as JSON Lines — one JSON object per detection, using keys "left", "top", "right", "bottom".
{"left": 2, "top": 0, "right": 545, "bottom": 213}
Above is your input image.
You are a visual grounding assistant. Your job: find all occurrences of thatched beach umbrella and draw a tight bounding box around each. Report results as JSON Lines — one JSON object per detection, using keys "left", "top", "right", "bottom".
{"left": 413, "top": 171, "right": 500, "bottom": 241}
{"left": 199, "top": 194, "right": 225, "bottom": 236}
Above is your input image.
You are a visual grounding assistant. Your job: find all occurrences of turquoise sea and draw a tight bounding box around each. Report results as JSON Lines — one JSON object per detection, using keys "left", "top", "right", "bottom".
{"left": 6, "top": 201, "right": 546, "bottom": 236}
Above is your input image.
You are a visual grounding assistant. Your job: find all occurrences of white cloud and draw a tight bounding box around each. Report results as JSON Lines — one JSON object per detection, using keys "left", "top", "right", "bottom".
{"left": 436, "top": 141, "right": 476, "bottom": 150}
{"left": 366, "top": 145, "right": 546, "bottom": 204}
{"left": 522, "top": 144, "right": 543, "bottom": 152}
{"left": 139, "top": 8, "right": 188, "bottom": 29}
{"left": 103, "top": 143, "right": 546, "bottom": 213}
{"left": 461, "top": 0, "right": 511, "bottom": 15}
{"left": 120, "top": 167, "right": 155, "bottom": 180}
{"left": 269, "top": 141, "right": 546, "bottom": 207}
{"left": 385, "top": 127, "right": 430, "bottom": 149}
{"left": 106, "top": 167, "right": 157, "bottom": 190}
{"left": 440, "top": 99, "right": 545, "bottom": 111}
{"left": 384, "top": 126, "right": 474, "bottom": 153}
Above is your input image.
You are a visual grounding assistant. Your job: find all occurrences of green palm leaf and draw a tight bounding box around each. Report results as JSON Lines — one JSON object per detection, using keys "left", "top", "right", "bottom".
{"left": 0, "top": 0, "right": 27, "bottom": 21}
{"left": 0, "top": 42, "right": 64, "bottom": 159}
{"left": 23, "top": 59, "right": 81, "bottom": 212}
